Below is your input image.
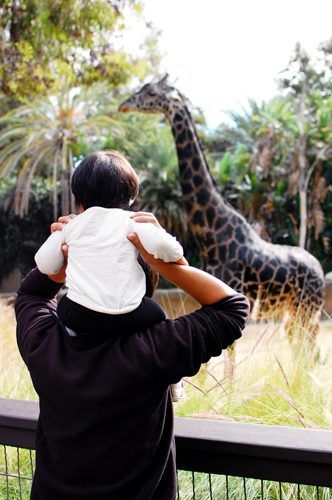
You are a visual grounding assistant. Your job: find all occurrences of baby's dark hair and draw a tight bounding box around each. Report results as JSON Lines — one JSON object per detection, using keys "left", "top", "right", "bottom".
{"left": 71, "top": 150, "right": 139, "bottom": 210}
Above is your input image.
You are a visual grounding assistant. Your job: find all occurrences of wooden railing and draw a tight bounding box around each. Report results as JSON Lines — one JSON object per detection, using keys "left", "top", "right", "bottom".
{"left": 1, "top": 398, "right": 332, "bottom": 499}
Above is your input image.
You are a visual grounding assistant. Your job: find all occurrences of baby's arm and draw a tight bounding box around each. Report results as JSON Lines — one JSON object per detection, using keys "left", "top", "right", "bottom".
{"left": 34, "top": 230, "right": 65, "bottom": 275}
{"left": 130, "top": 212, "right": 184, "bottom": 263}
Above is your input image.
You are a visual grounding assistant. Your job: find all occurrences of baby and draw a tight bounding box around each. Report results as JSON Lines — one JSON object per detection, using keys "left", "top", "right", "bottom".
{"left": 35, "top": 150, "right": 186, "bottom": 400}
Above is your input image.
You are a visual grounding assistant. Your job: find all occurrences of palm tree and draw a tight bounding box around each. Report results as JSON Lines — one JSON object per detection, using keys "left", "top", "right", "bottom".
{"left": 291, "top": 91, "right": 332, "bottom": 248}
{"left": 0, "top": 82, "right": 129, "bottom": 219}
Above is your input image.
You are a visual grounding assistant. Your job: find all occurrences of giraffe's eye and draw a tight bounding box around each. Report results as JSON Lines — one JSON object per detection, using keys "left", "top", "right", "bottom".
{"left": 148, "top": 91, "right": 157, "bottom": 96}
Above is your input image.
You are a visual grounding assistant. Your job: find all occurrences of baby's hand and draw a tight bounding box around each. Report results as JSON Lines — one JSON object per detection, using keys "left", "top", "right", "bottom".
{"left": 130, "top": 211, "right": 162, "bottom": 229}
{"left": 50, "top": 214, "right": 76, "bottom": 233}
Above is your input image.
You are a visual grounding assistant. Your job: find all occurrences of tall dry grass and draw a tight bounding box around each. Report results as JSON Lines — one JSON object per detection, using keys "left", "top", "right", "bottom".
{"left": 1, "top": 296, "right": 332, "bottom": 427}
{"left": 0, "top": 299, "right": 37, "bottom": 401}
{"left": 1, "top": 298, "right": 332, "bottom": 499}
{"left": 175, "top": 318, "right": 332, "bottom": 430}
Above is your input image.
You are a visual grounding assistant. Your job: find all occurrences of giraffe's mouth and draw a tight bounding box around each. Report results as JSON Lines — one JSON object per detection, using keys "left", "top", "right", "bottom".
{"left": 118, "top": 104, "right": 131, "bottom": 113}
{"left": 118, "top": 98, "right": 138, "bottom": 112}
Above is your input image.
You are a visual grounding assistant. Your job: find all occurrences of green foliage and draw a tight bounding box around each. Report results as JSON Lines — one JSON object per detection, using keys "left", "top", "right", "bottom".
{"left": 0, "top": 0, "right": 156, "bottom": 99}
{"left": 207, "top": 69, "right": 332, "bottom": 267}
{"left": 0, "top": 177, "right": 54, "bottom": 280}
{"left": 278, "top": 41, "right": 332, "bottom": 99}
{"left": 0, "top": 82, "right": 131, "bottom": 219}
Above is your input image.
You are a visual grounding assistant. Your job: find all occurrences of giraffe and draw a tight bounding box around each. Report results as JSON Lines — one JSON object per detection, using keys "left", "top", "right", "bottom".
{"left": 119, "top": 75, "right": 325, "bottom": 338}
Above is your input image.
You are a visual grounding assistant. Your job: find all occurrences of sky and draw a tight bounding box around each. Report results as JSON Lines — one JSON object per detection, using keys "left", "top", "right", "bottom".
{"left": 121, "top": 0, "right": 332, "bottom": 130}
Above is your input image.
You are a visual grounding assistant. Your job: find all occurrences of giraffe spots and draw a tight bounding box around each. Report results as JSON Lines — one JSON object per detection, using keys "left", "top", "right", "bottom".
{"left": 192, "top": 157, "right": 200, "bottom": 171}
{"left": 182, "top": 167, "right": 193, "bottom": 180}
{"left": 246, "top": 248, "right": 254, "bottom": 264}
{"left": 187, "top": 129, "right": 193, "bottom": 141}
{"left": 215, "top": 216, "right": 228, "bottom": 231}
{"left": 235, "top": 226, "right": 246, "bottom": 244}
{"left": 177, "top": 129, "right": 187, "bottom": 144}
{"left": 218, "top": 244, "right": 228, "bottom": 260}
{"left": 231, "top": 214, "right": 239, "bottom": 225}
{"left": 223, "top": 268, "right": 233, "bottom": 282}
{"left": 268, "top": 259, "right": 278, "bottom": 268}
{"left": 196, "top": 188, "right": 210, "bottom": 206}
{"left": 193, "top": 143, "right": 200, "bottom": 156}
{"left": 247, "top": 283, "right": 259, "bottom": 296}
{"left": 192, "top": 210, "right": 205, "bottom": 227}
{"left": 206, "top": 206, "right": 216, "bottom": 227}
{"left": 259, "top": 265, "right": 274, "bottom": 283}
{"left": 222, "top": 224, "right": 234, "bottom": 240}
{"left": 227, "top": 260, "right": 241, "bottom": 272}
{"left": 252, "top": 256, "right": 264, "bottom": 270}
{"left": 237, "top": 245, "right": 248, "bottom": 265}
{"left": 244, "top": 267, "right": 258, "bottom": 283}
{"left": 207, "top": 248, "right": 219, "bottom": 267}
{"left": 230, "top": 279, "right": 243, "bottom": 293}
{"left": 275, "top": 266, "right": 288, "bottom": 284}
{"left": 184, "top": 200, "right": 193, "bottom": 213}
{"left": 193, "top": 175, "right": 204, "bottom": 187}
{"left": 203, "top": 231, "right": 215, "bottom": 248}
{"left": 229, "top": 240, "right": 238, "bottom": 258}
{"left": 289, "top": 258, "right": 298, "bottom": 268}
{"left": 176, "top": 124, "right": 182, "bottom": 131}
{"left": 174, "top": 113, "right": 183, "bottom": 122}
{"left": 177, "top": 144, "right": 192, "bottom": 160}
{"left": 182, "top": 183, "right": 193, "bottom": 195}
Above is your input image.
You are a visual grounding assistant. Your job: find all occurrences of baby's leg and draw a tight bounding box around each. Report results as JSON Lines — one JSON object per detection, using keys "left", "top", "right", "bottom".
{"left": 57, "top": 295, "right": 166, "bottom": 337}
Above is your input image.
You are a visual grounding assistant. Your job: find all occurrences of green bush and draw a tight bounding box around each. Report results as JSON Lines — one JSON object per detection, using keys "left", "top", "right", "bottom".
{"left": 0, "top": 177, "right": 54, "bottom": 281}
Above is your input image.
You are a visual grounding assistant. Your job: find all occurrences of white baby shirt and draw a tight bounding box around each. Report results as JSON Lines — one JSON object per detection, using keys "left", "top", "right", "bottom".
{"left": 35, "top": 207, "right": 183, "bottom": 314}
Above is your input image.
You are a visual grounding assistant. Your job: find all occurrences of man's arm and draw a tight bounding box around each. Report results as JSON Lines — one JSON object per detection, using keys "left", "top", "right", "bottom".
{"left": 127, "top": 231, "right": 237, "bottom": 305}
{"left": 127, "top": 226, "right": 250, "bottom": 384}
{"left": 15, "top": 268, "right": 64, "bottom": 362}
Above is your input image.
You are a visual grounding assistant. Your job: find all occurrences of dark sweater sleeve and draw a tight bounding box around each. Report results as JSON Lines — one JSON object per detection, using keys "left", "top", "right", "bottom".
{"left": 145, "top": 293, "right": 250, "bottom": 385}
{"left": 15, "top": 268, "right": 64, "bottom": 363}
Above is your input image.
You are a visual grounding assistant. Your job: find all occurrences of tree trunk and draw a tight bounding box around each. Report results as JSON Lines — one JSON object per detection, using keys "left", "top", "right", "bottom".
{"left": 53, "top": 143, "right": 60, "bottom": 222}
{"left": 299, "top": 187, "right": 307, "bottom": 248}
{"left": 68, "top": 147, "right": 75, "bottom": 213}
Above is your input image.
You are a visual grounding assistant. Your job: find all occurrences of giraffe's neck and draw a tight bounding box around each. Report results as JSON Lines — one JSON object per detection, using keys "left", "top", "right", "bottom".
{"left": 165, "top": 100, "right": 234, "bottom": 239}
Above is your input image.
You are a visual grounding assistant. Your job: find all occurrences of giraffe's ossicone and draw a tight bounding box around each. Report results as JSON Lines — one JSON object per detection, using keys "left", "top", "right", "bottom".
{"left": 119, "top": 75, "right": 325, "bottom": 338}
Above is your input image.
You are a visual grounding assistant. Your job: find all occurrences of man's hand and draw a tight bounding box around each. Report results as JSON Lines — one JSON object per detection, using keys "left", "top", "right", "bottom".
{"left": 47, "top": 214, "right": 75, "bottom": 283}
{"left": 51, "top": 214, "right": 76, "bottom": 233}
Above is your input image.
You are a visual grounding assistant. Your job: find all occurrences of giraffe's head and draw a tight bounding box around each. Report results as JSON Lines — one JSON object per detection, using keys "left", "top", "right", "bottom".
{"left": 118, "top": 74, "right": 182, "bottom": 114}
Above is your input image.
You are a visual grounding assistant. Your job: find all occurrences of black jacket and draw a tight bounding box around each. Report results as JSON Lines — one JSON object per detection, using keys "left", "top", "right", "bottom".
{"left": 15, "top": 268, "right": 249, "bottom": 500}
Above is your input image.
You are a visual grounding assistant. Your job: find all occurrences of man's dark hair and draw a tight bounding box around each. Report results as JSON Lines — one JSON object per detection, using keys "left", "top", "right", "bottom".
{"left": 71, "top": 151, "right": 139, "bottom": 210}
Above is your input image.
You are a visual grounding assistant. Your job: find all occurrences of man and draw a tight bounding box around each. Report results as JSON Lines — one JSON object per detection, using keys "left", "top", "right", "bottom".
{"left": 15, "top": 214, "right": 249, "bottom": 500}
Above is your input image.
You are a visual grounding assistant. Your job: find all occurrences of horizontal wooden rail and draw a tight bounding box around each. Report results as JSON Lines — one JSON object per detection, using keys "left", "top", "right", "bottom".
{"left": 1, "top": 398, "right": 332, "bottom": 487}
